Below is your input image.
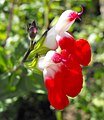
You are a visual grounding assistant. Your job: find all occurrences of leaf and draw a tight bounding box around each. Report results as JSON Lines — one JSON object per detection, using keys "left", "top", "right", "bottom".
{"left": 26, "top": 31, "right": 50, "bottom": 70}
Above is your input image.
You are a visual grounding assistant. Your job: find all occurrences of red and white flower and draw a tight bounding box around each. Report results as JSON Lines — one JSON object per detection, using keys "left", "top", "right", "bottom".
{"left": 38, "top": 33, "right": 91, "bottom": 110}
{"left": 37, "top": 7, "right": 91, "bottom": 110}
{"left": 43, "top": 7, "right": 83, "bottom": 50}
{"left": 38, "top": 50, "right": 84, "bottom": 110}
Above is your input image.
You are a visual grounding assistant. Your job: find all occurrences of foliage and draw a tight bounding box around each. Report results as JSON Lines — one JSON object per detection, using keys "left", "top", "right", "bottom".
{"left": 0, "top": 0, "right": 104, "bottom": 120}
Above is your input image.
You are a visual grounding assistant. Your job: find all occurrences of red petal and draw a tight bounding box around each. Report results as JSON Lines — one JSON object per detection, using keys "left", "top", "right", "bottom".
{"left": 48, "top": 89, "right": 69, "bottom": 110}
{"left": 61, "top": 49, "right": 69, "bottom": 60}
{"left": 45, "top": 76, "right": 55, "bottom": 90}
{"left": 75, "top": 39, "right": 91, "bottom": 66}
{"left": 65, "top": 69, "right": 83, "bottom": 97}
{"left": 63, "top": 56, "right": 83, "bottom": 97}
{"left": 65, "top": 55, "right": 82, "bottom": 72}
{"left": 57, "top": 34, "right": 75, "bottom": 54}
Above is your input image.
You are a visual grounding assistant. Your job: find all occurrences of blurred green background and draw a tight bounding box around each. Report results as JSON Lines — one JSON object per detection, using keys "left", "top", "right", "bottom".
{"left": 0, "top": 0, "right": 104, "bottom": 120}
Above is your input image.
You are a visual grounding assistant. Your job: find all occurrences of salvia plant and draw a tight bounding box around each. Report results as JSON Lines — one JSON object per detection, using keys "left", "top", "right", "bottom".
{"left": 23, "top": 7, "right": 91, "bottom": 110}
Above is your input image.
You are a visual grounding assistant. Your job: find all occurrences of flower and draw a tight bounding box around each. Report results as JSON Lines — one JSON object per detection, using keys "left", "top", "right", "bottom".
{"left": 43, "top": 7, "right": 83, "bottom": 50}
{"left": 38, "top": 38, "right": 91, "bottom": 110}
{"left": 38, "top": 50, "right": 83, "bottom": 110}
{"left": 36, "top": 7, "right": 91, "bottom": 110}
{"left": 38, "top": 35, "right": 91, "bottom": 109}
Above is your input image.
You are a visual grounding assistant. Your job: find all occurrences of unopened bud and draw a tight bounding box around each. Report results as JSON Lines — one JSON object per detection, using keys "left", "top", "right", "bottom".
{"left": 27, "top": 20, "right": 37, "bottom": 39}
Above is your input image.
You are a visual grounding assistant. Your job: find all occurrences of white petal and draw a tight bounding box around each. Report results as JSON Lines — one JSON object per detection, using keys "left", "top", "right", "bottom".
{"left": 37, "top": 51, "right": 55, "bottom": 71}
{"left": 43, "top": 50, "right": 55, "bottom": 64}
{"left": 43, "top": 67, "right": 55, "bottom": 80}
{"left": 44, "top": 27, "right": 58, "bottom": 50}
{"left": 37, "top": 56, "right": 45, "bottom": 71}
{"left": 43, "top": 62, "right": 62, "bottom": 80}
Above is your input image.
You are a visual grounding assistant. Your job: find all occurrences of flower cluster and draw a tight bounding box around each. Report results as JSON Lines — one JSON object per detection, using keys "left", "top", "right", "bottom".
{"left": 37, "top": 8, "right": 91, "bottom": 110}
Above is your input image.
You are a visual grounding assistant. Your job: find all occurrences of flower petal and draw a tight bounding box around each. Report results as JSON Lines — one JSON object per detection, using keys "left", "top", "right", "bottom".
{"left": 37, "top": 56, "right": 45, "bottom": 71}
{"left": 56, "top": 32, "right": 75, "bottom": 54}
{"left": 75, "top": 39, "right": 91, "bottom": 66}
{"left": 44, "top": 27, "right": 58, "bottom": 50}
{"left": 48, "top": 89, "right": 69, "bottom": 110}
{"left": 64, "top": 55, "right": 82, "bottom": 72}
{"left": 65, "top": 69, "right": 83, "bottom": 97}
{"left": 62, "top": 55, "right": 83, "bottom": 97}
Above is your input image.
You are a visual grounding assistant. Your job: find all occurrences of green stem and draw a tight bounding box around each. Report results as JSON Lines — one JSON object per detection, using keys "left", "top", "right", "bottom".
{"left": 21, "top": 48, "right": 31, "bottom": 64}
{"left": 56, "top": 111, "right": 62, "bottom": 120}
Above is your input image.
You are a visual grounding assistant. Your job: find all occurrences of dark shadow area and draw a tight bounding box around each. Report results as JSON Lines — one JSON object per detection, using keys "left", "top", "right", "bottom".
{"left": 1, "top": 94, "right": 57, "bottom": 120}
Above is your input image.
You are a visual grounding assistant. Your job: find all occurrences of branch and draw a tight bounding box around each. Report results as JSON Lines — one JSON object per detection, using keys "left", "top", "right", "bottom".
{"left": 21, "top": 48, "right": 31, "bottom": 64}
{"left": 3, "top": 0, "right": 15, "bottom": 47}
{"left": 12, "top": 41, "right": 36, "bottom": 72}
{"left": 12, "top": 28, "right": 48, "bottom": 72}
{"left": 21, "top": 40, "right": 36, "bottom": 64}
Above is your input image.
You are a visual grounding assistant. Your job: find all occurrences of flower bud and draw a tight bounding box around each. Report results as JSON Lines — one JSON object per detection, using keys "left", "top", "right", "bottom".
{"left": 27, "top": 20, "right": 37, "bottom": 39}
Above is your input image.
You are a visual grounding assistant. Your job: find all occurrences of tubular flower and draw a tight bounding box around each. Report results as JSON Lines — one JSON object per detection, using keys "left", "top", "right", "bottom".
{"left": 43, "top": 8, "right": 83, "bottom": 49}
{"left": 37, "top": 7, "right": 91, "bottom": 110}
{"left": 38, "top": 50, "right": 83, "bottom": 110}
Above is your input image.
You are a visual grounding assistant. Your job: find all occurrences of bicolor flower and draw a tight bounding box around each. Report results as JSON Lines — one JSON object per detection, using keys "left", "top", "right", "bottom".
{"left": 43, "top": 7, "right": 83, "bottom": 50}
{"left": 36, "top": 7, "right": 91, "bottom": 110}
{"left": 38, "top": 50, "right": 83, "bottom": 110}
{"left": 40, "top": 34, "right": 91, "bottom": 109}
